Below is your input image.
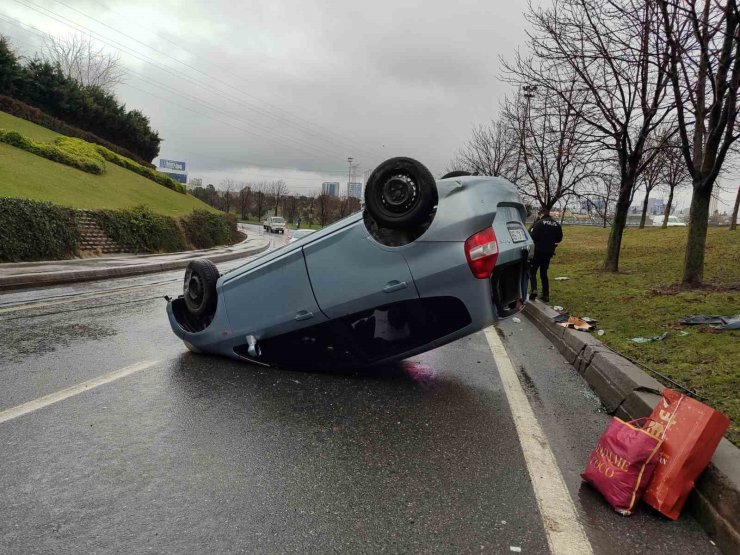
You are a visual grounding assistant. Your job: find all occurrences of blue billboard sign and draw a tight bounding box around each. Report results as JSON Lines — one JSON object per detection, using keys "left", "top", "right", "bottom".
{"left": 161, "top": 171, "right": 187, "bottom": 184}
{"left": 159, "top": 159, "right": 186, "bottom": 171}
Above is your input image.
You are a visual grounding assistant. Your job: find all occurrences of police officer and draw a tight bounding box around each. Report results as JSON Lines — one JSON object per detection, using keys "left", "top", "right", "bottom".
{"left": 529, "top": 208, "right": 563, "bottom": 303}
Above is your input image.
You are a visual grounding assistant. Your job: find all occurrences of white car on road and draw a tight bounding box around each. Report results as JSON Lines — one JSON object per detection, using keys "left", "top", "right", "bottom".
{"left": 263, "top": 216, "right": 286, "bottom": 234}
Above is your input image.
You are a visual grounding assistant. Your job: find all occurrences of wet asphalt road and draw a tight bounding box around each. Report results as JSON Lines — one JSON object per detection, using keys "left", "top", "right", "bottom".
{"left": 0, "top": 227, "right": 718, "bottom": 554}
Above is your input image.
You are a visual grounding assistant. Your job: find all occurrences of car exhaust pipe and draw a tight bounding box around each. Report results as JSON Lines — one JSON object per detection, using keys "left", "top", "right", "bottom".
{"left": 246, "top": 335, "right": 261, "bottom": 357}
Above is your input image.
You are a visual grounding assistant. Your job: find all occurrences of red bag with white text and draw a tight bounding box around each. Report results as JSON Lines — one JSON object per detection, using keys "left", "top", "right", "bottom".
{"left": 642, "top": 388, "right": 730, "bottom": 520}
{"left": 581, "top": 417, "right": 663, "bottom": 515}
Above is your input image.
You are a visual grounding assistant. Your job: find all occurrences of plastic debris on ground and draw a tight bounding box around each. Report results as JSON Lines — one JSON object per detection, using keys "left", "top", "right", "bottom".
{"left": 509, "top": 547, "right": 522, "bottom": 553}
{"left": 512, "top": 317, "right": 521, "bottom": 323}
{"left": 630, "top": 332, "right": 668, "bottom": 344}
{"left": 678, "top": 314, "right": 740, "bottom": 330}
{"left": 597, "top": 329, "right": 605, "bottom": 336}
{"left": 553, "top": 276, "right": 570, "bottom": 281}
{"left": 553, "top": 305, "right": 564, "bottom": 312}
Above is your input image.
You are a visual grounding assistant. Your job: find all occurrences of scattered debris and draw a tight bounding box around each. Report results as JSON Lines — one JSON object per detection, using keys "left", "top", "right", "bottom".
{"left": 597, "top": 329, "right": 605, "bottom": 336}
{"left": 553, "top": 276, "right": 570, "bottom": 281}
{"left": 553, "top": 305, "right": 564, "bottom": 312}
{"left": 679, "top": 314, "right": 740, "bottom": 330}
{"left": 557, "top": 316, "right": 595, "bottom": 331}
{"left": 509, "top": 547, "right": 521, "bottom": 553}
{"left": 676, "top": 330, "right": 689, "bottom": 337}
{"left": 580, "top": 316, "right": 598, "bottom": 325}
{"left": 631, "top": 332, "right": 669, "bottom": 344}
{"left": 512, "top": 317, "right": 521, "bottom": 324}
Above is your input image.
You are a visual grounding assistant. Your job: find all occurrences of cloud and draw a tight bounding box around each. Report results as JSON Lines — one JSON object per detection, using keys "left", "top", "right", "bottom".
{"left": 0, "top": 2, "right": 520, "bottom": 189}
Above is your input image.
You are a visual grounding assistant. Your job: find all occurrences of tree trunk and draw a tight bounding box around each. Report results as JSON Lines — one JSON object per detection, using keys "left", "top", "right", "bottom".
{"left": 639, "top": 192, "right": 650, "bottom": 229}
{"left": 682, "top": 183, "right": 712, "bottom": 286}
{"left": 662, "top": 186, "right": 675, "bottom": 229}
{"left": 731, "top": 184, "right": 739, "bottom": 231}
{"left": 604, "top": 178, "right": 634, "bottom": 272}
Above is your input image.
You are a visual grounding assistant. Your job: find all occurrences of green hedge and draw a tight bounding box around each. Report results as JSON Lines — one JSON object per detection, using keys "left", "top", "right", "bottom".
{"left": 0, "top": 198, "right": 79, "bottom": 261}
{"left": 93, "top": 206, "right": 186, "bottom": 253}
{"left": 0, "top": 128, "right": 185, "bottom": 194}
{"left": 0, "top": 201, "right": 238, "bottom": 261}
{"left": 0, "top": 129, "right": 105, "bottom": 174}
{"left": 92, "top": 144, "right": 186, "bottom": 194}
{"left": 93, "top": 207, "right": 238, "bottom": 253}
{"left": 180, "top": 210, "right": 240, "bottom": 249}
{"left": 0, "top": 95, "right": 155, "bottom": 167}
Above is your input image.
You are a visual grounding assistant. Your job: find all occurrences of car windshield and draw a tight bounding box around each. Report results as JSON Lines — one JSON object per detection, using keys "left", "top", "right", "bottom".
{"left": 293, "top": 230, "right": 315, "bottom": 238}
{"left": 272, "top": 218, "right": 285, "bottom": 223}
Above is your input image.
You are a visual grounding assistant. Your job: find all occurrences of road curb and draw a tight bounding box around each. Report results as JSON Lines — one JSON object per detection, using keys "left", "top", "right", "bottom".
{"left": 0, "top": 240, "right": 271, "bottom": 291}
{"left": 523, "top": 300, "right": 740, "bottom": 554}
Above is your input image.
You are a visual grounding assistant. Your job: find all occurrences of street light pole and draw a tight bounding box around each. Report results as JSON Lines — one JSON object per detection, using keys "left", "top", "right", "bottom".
{"left": 347, "top": 157, "right": 353, "bottom": 198}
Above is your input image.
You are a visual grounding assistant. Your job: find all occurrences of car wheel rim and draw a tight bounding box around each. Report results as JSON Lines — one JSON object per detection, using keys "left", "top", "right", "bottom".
{"left": 379, "top": 174, "right": 418, "bottom": 214}
{"left": 186, "top": 274, "right": 203, "bottom": 308}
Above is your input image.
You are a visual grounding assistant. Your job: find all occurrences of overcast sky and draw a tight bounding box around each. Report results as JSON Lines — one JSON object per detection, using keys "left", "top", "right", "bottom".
{"left": 1, "top": 0, "right": 737, "bottom": 211}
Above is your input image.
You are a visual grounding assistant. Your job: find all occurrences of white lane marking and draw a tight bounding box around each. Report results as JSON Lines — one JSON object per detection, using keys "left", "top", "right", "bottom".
{"left": 484, "top": 327, "right": 592, "bottom": 555}
{"left": 0, "top": 360, "right": 159, "bottom": 425}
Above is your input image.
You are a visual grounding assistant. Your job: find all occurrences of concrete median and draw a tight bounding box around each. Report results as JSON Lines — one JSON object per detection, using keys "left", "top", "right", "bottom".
{"left": 0, "top": 237, "right": 270, "bottom": 291}
{"left": 524, "top": 300, "right": 740, "bottom": 554}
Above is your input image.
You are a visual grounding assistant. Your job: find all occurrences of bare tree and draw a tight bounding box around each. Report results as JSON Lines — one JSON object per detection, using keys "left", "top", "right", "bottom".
{"left": 507, "top": 0, "right": 675, "bottom": 271}
{"left": 580, "top": 172, "right": 621, "bottom": 228}
{"left": 636, "top": 134, "right": 673, "bottom": 228}
{"left": 447, "top": 119, "right": 518, "bottom": 177}
{"left": 284, "top": 195, "right": 298, "bottom": 223}
{"left": 238, "top": 184, "right": 252, "bottom": 220}
{"left": 501, "top": 81, "right": 598, "bottom": 211}
{"left": 253, "top": 182, "right": 267, "bottom": 222}
{"left": 42, "top": 34, "right": 125, "bottom": 90}
{"left": 316, "top": 193, "right": 332, "bottom": 227}
{"left": 729, "top": 185, "right": 740, "bottom": 230}
{"left": 657, "top": 0, "right": 740, "bottom": 284}
{"left": 268, "top": 180, "right": 288, "bottom": 216}
{"left": 659, "top": 138, "right": 691, "bottom": 228}
{"left": 219, "top": 179, "right": 236, "bottom": 215}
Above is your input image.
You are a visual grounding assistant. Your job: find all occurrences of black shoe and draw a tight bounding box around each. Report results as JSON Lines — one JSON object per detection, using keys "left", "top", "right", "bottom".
{"left": 529, "top": 290, "right": 538, "bottom": 301}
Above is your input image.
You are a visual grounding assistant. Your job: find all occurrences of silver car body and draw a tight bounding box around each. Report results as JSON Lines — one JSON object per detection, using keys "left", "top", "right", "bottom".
{"left": 167, "top": 176, "right": 533, "bottom": 367}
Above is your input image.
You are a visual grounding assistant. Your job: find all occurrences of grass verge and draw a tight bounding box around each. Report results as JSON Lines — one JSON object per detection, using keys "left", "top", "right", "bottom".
{"left": 548, "top": 226, "right": 739, "bottom": 445}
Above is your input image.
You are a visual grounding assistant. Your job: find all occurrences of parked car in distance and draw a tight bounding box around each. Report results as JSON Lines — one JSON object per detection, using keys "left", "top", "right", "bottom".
{"left": 263, "top": 216, "right": 286, "bottom": 233}
{"left": 289, "top": 229, "right": 317, "bottom": 244}
{"left": 168, "top": 157, "right": 533, "bottom": 369}
{"left": 652, "top": 215, "right": 687, "bottom": 227}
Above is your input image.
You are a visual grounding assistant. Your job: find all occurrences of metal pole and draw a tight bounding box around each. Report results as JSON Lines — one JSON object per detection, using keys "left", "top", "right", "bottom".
{"left": 347, "top": 157, "right": 353, "bottom": 198}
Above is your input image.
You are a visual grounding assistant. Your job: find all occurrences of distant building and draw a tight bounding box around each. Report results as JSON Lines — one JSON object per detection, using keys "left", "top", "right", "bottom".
{"left": 647, "top": 198, "right": 665, "bottom": 214}
{"left": 187, "top": 177, "right": 203, "bottom": 191}
{"left": 347, "top": 182, "right": 363, "bottom": 199}
{"left": 322, "top": 182, "right": 340, "bottom": 197}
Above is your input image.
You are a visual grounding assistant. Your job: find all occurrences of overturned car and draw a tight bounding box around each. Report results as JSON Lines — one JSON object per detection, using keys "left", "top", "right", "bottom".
{"left": 167, "top": 157, "right": 533, "bottom": 368}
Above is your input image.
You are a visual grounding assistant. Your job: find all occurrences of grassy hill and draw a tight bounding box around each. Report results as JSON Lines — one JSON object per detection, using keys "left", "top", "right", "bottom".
{"left": 0, "top": 112, "right": 216, "bottom": 217}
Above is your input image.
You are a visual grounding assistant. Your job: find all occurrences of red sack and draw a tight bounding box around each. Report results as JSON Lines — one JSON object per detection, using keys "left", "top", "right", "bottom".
{"left": 581, "top": 417, "right": 663, "bottom": 515}
{"left": 642, "top": 388, "right": 730, "bottom": 520}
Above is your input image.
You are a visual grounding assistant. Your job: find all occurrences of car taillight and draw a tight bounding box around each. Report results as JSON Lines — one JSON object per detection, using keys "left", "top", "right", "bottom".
{"left": 465, "top": 227, "right": 499, "bottom": 279}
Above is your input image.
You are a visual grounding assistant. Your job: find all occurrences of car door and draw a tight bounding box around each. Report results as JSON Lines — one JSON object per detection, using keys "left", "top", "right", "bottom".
{"left": 303, "top": 223, "right": 418, "bottom": 319}
{"left": 220, "top": 248, "right": 327, "bottom": 338}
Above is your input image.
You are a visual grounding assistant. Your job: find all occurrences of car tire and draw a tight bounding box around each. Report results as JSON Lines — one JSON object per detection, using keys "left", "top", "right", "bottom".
{"left": 183, "top": 259, "right": 219, "bottom": 318}
{"left": 364, "top": 157, "right": 437, "bottom": 229}
{"left": 441, "top": 170, "right": 472, "bottom": 179}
